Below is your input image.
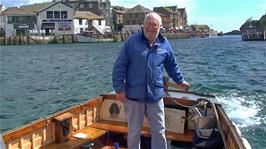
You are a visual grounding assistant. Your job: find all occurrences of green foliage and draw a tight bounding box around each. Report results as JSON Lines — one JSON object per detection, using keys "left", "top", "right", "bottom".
{"left": 258, "top": 15, "right": 266, "bottom": 31}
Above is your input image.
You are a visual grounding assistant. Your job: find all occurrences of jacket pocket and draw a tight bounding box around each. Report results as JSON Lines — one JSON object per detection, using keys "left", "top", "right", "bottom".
{"left": 155, "top": 79, "right": 164, "bottom": 88}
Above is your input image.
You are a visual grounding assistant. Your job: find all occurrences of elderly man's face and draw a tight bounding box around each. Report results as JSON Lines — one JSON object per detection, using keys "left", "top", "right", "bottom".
{"left": 143, "top": 16, "right": 161, "bottom": 44}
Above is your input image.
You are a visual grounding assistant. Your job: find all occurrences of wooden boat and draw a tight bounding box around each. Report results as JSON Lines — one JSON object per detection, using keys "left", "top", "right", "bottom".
{"left": 76, "top": 34, "right": 114, "bottom": 43}
{"left": 76, "top": 31, "right": 114, "bottom": 43}
{"left": 1, "top": 77, "right": 251, "bottom": 149}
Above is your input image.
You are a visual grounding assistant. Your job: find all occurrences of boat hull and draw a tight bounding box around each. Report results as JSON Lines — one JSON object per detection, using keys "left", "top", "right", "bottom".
{"left": 77, "top": 34, "right": 114, "bottom": 43}
{"left": 1, "top": 86, "right": 251, "bottom": 149}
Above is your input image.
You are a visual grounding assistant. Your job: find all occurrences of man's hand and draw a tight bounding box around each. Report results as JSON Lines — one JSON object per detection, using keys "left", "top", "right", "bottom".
{"left": 116, "top": 92, "right": 125, "bottom": 103}
{"left": 178, "top": 81, "right": 190, "bottom": 91}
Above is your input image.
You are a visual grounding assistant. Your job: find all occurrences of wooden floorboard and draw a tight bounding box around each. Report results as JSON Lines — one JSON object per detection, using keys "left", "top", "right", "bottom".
{"left": 90, "top": 120, "right": 194, "bottom": 142}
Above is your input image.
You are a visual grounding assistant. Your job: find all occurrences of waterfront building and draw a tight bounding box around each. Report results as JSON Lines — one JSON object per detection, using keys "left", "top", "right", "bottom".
{"left": 153, "top": 6, "right": 187, "bottom": 31}
{"left": 123, "top": 5, "right": 151, "bottom": 33}
{"left": 177, "top": 8, "right": 188, "bottom": 30}
{"left": 112, "top": 6, "right": 127, "bottom": 32}
{"left": 190, "top": 24, "right": 210, "bottom": 37}
{"left": 0, "top": 4, "right": 6, "bottom": 36}
{"left": 53, "top": 0, "right": 111, "bottom": 26}
{"left": 0, "top": 2, "right": 74, "bottom": 37}
{"left": 240, "top": 15, "right": 266, "bottom": 41}
{"left": 74, "top": 11, "right": 109, "bottom": 35}
{"left": 0, "top": 4, "right": 6, "bottom": 14}
{"left": 153, "top": 6, "right": 178, "bottom": 30}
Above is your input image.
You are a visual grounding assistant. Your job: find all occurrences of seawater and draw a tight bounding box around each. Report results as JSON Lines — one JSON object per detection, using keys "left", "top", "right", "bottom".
{"left": 0, "top": 35, "right": 265, "bottom": 148}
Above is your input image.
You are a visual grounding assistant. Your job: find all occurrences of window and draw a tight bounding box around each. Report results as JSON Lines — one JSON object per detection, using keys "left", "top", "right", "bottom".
{"left": 99, "top": 20, "right": 101, "bottom": 25}
{"left": 7, "top": 16, "right": 13, "bottom": 23}
{"left": 80, "top": 28, "right": 83, "bottom": 33}
{"left": 79, "top": 19, "right": 82, "bottom": 25}
{"left": 80, "top": 4, "right": 84, "bottom": 9}
{"left": 54, "top": 11, "right": 60, "bottom": 19}
{"left": 61, "top": 11, "right": 67, "bottom": 19}
{"left": 47, "top": 11, "right": 53, "bottom": 19}
{"left": 89, "top": 3, "right": 93, "bottom": 8}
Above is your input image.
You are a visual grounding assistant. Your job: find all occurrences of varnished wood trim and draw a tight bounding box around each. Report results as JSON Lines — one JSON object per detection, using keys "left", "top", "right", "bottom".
{"left": 216, "top": 105, "right": 245, "bottom": 149}
{"left": 90, "top": 120, "right": 193, "bottom": 142}
{"left": 41, "top": 126, "right": 106, "bottom": 149}
{"left": 163, "top": 96, "right": 198, "bottom": 106}
{"left": 3, "top": 125, "right": 34, "bottom": 143}
{"left": 166, "top": 89, "right": 216, "bottom": 98}
{"left": 101, "top": 93, "right": 116, "bottom": 100}
{"left": 2, "top": 96, "right": 104, "bottom": 144}
{"left": 82, "top": 96, "right": 104, "bottom": 109}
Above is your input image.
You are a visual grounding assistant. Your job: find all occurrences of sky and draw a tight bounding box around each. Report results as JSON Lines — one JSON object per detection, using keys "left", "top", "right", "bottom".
{"left": 1, "top": 0, "right": 265, "bottom": 32}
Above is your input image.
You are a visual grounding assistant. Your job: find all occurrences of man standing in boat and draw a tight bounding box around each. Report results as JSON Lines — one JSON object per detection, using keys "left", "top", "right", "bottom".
{"left": 112, "top": 12, "right": 190, "bottom": 149}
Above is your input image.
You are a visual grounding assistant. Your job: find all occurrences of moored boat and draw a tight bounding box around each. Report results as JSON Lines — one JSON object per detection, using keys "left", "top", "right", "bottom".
{"left": 76, "top": 34, "right": 114, "bottom": 43}
{"left": 1, "top": 77, "right": 251, "bottom": 149}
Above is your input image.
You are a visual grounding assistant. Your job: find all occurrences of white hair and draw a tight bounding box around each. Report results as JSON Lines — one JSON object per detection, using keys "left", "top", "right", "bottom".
{"left": 144, "top": 12, "right": 162, "bottom": 25}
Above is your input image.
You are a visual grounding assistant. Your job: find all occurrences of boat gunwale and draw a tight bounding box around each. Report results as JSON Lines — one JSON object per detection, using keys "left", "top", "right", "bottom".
{"left": 2, "top": 96, "right": 104, "bottom": 143}
{"left": 216, "top": 105, "right": 246, "bottom": 149}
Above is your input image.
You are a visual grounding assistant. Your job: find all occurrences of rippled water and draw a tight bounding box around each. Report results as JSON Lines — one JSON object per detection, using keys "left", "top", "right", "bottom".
{"left": 0, "top": 35, "right": 265, "bottom": 148}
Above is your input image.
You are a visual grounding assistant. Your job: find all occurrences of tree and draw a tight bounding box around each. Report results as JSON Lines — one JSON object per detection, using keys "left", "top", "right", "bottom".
{"left": 258, "top": 15, "right": 266, "bottom": 32}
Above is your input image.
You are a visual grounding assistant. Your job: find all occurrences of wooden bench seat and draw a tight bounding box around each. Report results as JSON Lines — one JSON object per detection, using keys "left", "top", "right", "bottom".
{"left": 90, "top": 120, "right": 194, "bottom": 142}
{"left": 42, "top": 126, "right": 106, "bottom": 149}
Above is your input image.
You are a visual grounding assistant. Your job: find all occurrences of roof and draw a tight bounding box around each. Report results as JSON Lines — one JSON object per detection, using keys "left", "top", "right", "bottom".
{"left": 1, "top": 7, "right": 36, "bottom": 15}
{"left": 112, "top": 6, "right": 127, "bottom": 11}
{"left": 178, "top": 8, "right": 186, "bottom": 14}
{"left": 127, "top": 5, "right": 151, "bottom": 13}
{"left": 153, "top": 6, "right": 178, "bottom": 15}
{"left": 74, "top": 11, "right": 104, "bottom": 20}
{"left": 163, "top": 7, "right": 176, "bottom": 14}
{"left": 112, "top": 9, "right": 126, "bottom": 14}
{"left": 165, "top": 6, "right": 177, "bottom": 13}
{"left": 1, "top": 2, "right": 71, "bottom": 15}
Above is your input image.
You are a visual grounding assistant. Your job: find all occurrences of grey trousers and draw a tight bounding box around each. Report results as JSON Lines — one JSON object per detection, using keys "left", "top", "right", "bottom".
{"left": 124, "top": 98, "right": 167, "bottom": 149}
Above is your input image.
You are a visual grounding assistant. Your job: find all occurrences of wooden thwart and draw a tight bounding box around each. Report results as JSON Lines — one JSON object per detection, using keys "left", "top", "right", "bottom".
{"left": 90, "top": 120, "right": 193, "bottom": 142}
{"left": 41, "top": 126, "right": 106, "bottom": 149}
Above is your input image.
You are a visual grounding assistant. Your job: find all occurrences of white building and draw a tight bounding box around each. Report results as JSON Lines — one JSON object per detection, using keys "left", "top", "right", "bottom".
{"left": 0, "top": 2, "right": 74, "bottom": 37}
{"left": 73, "top": 11, "right": 110, "bottom": 35}
{"left": 0, "top": 4, "right": 6, "bottom": 35}
{"left": 0, "top": 4, "right": 6, "bottom": 13}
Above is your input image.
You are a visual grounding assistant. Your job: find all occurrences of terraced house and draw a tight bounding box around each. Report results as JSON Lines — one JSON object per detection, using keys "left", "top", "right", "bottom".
{"left": 153, "top": 6, "right": 187, "bottom": 31}
{"left": 54, "top": 0, "right": 111, "bottom": 26}
{"left": 0, "top": 2, "right": 74, "bottom": 37}
{"left": 122, "top": 5, "right": 151, "bottom": 33}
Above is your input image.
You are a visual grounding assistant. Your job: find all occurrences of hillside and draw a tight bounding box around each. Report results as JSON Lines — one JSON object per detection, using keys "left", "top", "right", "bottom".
{"left": 223, "top": 30, "right": 241, "bottom": 35}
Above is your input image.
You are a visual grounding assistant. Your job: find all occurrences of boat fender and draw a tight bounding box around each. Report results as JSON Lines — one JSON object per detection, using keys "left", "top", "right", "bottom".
{"left": 242, "top": 138, "right": 252, "bottom": 149}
